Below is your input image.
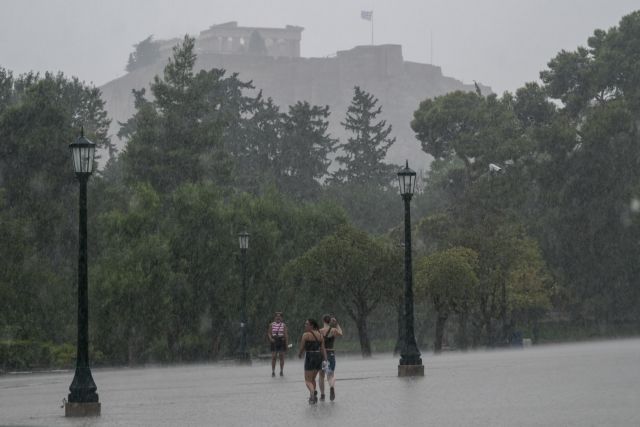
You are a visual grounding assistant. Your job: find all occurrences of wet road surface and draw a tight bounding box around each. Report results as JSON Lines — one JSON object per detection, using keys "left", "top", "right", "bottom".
{"left": 1, "top": 339, "right": 639, "bottom": 426}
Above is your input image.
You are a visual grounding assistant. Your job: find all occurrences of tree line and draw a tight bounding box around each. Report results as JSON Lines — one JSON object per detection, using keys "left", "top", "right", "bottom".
{"left": 2, "top": 12, "right": 640, "bottom": 369}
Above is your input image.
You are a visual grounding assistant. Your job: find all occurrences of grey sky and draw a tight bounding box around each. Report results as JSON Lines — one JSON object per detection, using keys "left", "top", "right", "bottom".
{"left": 0, "top": 1, "right": 637, "bottom": 93}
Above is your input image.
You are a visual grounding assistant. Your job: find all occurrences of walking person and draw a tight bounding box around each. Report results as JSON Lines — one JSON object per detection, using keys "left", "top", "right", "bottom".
{"left": 267, "top": 312, "right": 289, "bottom": 377}
{"left": 318, "top": 314, "right": 343, "bottom": 401}
{"left": 298, "top": 318, "right": 327, "bottom": 404}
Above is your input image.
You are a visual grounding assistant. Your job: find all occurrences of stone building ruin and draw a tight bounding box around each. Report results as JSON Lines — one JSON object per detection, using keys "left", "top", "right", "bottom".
{"left": 198, "top": 22, "right": 302, "bottom": 57}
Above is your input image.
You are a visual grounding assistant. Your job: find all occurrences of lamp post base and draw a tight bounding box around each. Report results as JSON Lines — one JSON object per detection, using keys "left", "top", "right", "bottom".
{"left": 65, "top": 401, "right": 101, "bottom": 417}
{"left": 398, "top": 364, "right": 424, "bottom": 377}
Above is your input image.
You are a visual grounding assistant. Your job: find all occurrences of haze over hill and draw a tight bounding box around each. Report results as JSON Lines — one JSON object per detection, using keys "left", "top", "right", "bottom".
{"left": 3, "top": 1, "right": 638, "bottom": 168}
{"left": 100, "top": 22, "right": 489, "bottom": 168}
{"left": 3, "top": 1, "right": 638, "bottom": 94}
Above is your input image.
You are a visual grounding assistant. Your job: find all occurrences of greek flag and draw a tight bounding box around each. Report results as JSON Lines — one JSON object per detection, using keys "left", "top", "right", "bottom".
{"left": 361, "top": 10, "right": 373, "bottom": 21}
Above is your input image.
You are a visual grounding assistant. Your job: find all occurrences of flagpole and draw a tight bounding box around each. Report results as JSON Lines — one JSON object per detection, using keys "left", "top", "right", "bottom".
{"left": 361, "top": 10, "right": 374, "bottom": 44}
{"left": 371, "top": 14, "right": 374, "bottom": 45}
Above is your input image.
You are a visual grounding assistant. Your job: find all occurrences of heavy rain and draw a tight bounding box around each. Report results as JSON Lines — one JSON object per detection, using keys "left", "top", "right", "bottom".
{"left": 1, "top": 1, "right": 640, "bottom": 425}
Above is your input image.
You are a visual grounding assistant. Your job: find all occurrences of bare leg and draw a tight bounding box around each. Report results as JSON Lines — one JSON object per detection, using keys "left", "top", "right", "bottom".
{"left": 271, "top": 352, "right": 276, "bottom": 375}
{"left": 329, "top": 371, "right": 336, "bottom": 401}
{"left": 304, "top": 371, "right": 316, "bottom": 397}
{"left": 279, "top": 352, "right": 285, "bottom": 375}
{"left": 319, "top": 370, "right": 326, "bottom": 396}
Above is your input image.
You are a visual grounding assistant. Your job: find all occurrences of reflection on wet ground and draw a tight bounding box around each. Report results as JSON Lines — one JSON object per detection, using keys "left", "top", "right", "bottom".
{"left": 1, "top": 339, "right": 639, "bottom": 426}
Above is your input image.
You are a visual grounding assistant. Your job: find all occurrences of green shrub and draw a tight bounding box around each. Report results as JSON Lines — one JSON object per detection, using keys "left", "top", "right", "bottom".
{"left": 0, "top": 340, "right": 101, "bottom": 372}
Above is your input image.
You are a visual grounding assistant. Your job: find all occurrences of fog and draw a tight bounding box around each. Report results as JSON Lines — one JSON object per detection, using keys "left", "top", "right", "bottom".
{"left": 1, "top": 0, "right": 637, "bottom": 93}
{"left": 3, "top": 3, "right": 640, "bottom": 424}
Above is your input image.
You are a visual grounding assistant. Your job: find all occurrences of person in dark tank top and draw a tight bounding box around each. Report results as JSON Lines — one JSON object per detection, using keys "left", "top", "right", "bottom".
{"left": 298, "top": 318, "right": 327, "bottom": 404}
{"left": 318, "top": 314, "right": 343, "bottom": 401}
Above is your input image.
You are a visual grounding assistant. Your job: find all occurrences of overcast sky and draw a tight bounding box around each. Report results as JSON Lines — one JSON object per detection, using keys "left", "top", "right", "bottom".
{"left": 1, "top": 1, "right": 637, "bottom": 94}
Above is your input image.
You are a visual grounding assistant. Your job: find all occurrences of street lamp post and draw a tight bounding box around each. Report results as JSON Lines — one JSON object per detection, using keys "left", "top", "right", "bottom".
{"left": 237, "top": 231, "right": 251, "bottom": 364}
{"left": 65, "top": 128, "right": 100, "bottom": 416}
{"left": 397, "top": 161, "right": 424, "bottom": 377}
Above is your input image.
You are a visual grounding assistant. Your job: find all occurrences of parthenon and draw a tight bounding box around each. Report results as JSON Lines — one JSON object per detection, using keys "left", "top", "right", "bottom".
{"left": 196, "top": 21, "right": 303, "bottom": 58}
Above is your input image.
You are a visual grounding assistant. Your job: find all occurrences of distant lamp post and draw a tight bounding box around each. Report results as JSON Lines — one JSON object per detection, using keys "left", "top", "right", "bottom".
{"left": 237, "top": 231, "right": 251, "bottom": 364}
{"left": 65, "top": 128, "right": 101, "bottom": 416}
{"left": 397, "top": 161, "right": 424, "bottom": 377}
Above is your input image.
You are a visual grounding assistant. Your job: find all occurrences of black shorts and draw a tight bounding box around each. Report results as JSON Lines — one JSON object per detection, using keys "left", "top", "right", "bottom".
{"left": 271, "top": 337, "right": 286, "bottom": 353}
{"left": 304, "top": 352, "right": 322, "bottom": 371}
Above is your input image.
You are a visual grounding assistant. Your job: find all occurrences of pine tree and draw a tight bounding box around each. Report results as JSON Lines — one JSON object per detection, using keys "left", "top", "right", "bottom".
{"left": 333, "top": 86, "right": 396, "bottom": 187}
{"left": 120, "top": 35, "right": 256, "bottom": 191}
{"left": 278, "top": 101, "right": 337, "bottom": 200}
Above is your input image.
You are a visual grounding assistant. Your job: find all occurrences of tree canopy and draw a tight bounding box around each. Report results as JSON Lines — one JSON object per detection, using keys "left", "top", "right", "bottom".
{"left": 332, "top": 86, "right": 396, "bottom": 186}
{"left": 5, "top": 11, "right": 640, "bottom": 369}
{"left": 283, "top": 225, "right": 401, "bottom": 356}
{"left": 126, "top": 35, "right": 162, "bottom": 72}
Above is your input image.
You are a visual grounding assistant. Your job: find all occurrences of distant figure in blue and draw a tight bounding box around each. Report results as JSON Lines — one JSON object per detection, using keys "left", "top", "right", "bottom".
{"left": 298, "top": 318, "right": 327, "bottom": 404}
{"left": 318, "top": 314, "right": 343, "bottom": 401}
{"left": 268, "top": 312, "right": 289, "bottom": 377}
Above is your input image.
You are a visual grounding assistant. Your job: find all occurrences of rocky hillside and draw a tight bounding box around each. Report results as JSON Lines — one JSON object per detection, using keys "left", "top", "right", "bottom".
{"left": 100, "top": 43, "right": 489, "bottom": 171}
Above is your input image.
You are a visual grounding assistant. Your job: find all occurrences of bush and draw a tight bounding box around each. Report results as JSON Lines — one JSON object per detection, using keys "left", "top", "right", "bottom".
{"left": 0, "top": 340, "right": 103, "bottom": 372}
{"left": 1, "top": 340, "right": 44, "bottom": 371}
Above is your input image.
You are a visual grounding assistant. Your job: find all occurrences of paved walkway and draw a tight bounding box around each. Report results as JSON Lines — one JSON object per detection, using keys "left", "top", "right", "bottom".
{"left": 1, "top": 339, "right": 640, "bottom": 426}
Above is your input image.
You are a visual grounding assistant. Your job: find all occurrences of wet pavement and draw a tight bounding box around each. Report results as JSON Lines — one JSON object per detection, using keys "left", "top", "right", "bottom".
{"left": 1, "top": 339, "right": 639, "bottom": 426}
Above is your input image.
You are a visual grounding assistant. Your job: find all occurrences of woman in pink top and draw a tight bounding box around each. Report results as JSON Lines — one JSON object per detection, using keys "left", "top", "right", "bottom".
{"left": 267, "top": 312, "right": 289, "bottom": 377}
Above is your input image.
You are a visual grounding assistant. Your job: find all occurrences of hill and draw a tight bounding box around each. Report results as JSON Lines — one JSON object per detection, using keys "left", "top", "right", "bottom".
{"left": 100, "top": 24, "right": 490, "bottom": 170}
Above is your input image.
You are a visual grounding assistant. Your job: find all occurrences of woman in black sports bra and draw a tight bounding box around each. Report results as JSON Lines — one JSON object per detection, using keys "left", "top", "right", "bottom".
{"left": 319, "top": 314, "right": 343, "bottom": 401}
{"left": 298, "top": 318, "right": 327, "bottom": 404}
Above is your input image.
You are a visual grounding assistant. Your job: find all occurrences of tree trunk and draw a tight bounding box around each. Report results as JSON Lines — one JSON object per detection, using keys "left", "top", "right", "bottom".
{"left": 355, "top": 315, "right": 372, "bottom": 357}
{"left": 434, "top": 313, "right": 448, "bottom": 354}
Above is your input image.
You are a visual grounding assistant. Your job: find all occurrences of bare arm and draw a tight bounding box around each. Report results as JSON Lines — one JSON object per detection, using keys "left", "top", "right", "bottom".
{"left": 327, "top": 320, "right": 343, "bottom": 337}
{"left": 284, "top": 324, "right": 289, "bottom": 346}
{"left": 332, "top": 323, "right": 343, "bottom": 337}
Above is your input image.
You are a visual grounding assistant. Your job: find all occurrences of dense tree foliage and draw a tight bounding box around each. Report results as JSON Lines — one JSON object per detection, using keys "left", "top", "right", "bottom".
{"left": 4, "top": 12, "right": 640, "bottom": 368}
{"left": 120, "top": 36, "right": 238, "bottom": 191}
{"left": 533, "top": 11, "right": 640, "bottom": 326}
{"left": 277, "top": 101, "right": 337, "bottom": 200}
{"left": 126, "top": 35, "right": 162, "bottom": 72}
{"left": 90, "top": 181, "right": 347, "bottom": 364}
{"left": 0, "top": 69, "right": 111, "bottom": 356}
{"left": 325, "top": 86, "right": 400, "bottom": 234}
{"left": 415, "top": 247, "right": 478, "bottom": 352}
{"left": 332, "top": 86, "right": 396, "bottom": 186}
{"left": 99, "top": 37, "right": 349, "bottom": 362}
{"left": 411, "top": 11, "right": 640, "bottom": 349}
{"left": 283, "top": 225, "right": 401, "bottom": 357}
